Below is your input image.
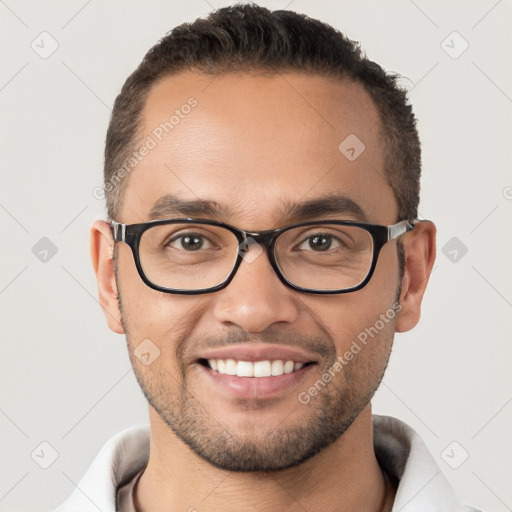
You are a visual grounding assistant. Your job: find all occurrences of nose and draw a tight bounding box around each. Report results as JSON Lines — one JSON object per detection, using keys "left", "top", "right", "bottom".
{"left": 211, "top": 243, "right": 299, "bottom": 332}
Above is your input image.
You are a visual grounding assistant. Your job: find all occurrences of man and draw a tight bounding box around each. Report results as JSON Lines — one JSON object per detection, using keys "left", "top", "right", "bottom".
{"left": 55, "top": 4, "right": 479, "bottom": 511}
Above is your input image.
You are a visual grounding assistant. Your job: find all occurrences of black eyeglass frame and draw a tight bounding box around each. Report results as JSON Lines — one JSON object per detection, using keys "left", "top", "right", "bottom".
{"left": 110, "top": 218, "right": 415, "bottom": 295}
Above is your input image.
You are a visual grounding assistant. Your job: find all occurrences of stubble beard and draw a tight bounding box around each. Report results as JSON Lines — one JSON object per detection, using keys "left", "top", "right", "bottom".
{"left": 117, "top": 296, "right": 397, "bottom": 473}
{"left": 114, "top": 253, "right": 401, "bottom": 472}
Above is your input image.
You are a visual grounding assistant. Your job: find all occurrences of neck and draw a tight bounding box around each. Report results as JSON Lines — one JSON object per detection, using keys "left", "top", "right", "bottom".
{"left": 134, "top": 406, "right": 396, "bottom": 512}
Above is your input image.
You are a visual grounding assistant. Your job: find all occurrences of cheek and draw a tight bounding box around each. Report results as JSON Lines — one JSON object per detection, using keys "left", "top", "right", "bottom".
{"left": 116, "top": 248, "right": 204, "bottom": 362}
{"left": 117, "top": 245, "right": 176, "bottom": 327}
{"left": 308, "top": 243, "right": 400, "bottom": 355}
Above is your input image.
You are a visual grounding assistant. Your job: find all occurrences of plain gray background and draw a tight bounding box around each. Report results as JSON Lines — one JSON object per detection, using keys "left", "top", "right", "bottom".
{"left": 1, "top": 1, "right": 511, "bottom": 511}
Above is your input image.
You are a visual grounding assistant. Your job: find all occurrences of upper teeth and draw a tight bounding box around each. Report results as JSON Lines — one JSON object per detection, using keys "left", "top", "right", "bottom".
{"left": 207, "top": 359, "right": 304, "bottom": 377}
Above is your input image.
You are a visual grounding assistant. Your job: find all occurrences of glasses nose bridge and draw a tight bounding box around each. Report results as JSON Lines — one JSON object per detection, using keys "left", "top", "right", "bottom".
{"left": 241, "top": 228, "right": 279, "bottom": 252}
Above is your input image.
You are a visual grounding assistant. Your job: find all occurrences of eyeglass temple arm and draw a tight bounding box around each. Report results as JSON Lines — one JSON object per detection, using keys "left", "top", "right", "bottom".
{"left": 387, "top": 219, "right": 415, "bottom": 241}
{"left": 110, "top": 220, "right": 126, "bottom": 242}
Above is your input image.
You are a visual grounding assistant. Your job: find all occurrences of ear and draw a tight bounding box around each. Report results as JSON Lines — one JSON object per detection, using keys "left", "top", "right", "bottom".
{"left": 90, "top": 220, "right": 124, "bottom": 334}
{"left": 395, "top": 220, "right": 436, "bottom": 333}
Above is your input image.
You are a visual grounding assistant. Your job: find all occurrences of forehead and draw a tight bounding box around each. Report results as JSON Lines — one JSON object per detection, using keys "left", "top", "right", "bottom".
{"left": 119, "top": 71, "right": 397, "bottom": 226}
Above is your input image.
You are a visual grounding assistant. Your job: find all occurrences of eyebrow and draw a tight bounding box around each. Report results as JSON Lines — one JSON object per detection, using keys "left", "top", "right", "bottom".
{"left": 148, "top": 193, "right": 369, "bottom": 224}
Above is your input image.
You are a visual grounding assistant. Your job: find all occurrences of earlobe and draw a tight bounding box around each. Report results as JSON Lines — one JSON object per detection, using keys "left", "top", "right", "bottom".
{"left": 395, "top": 220, "right": 436, "bottom": 333}
{"left": 90, "top": 220, "right": 125, "bottom": 334}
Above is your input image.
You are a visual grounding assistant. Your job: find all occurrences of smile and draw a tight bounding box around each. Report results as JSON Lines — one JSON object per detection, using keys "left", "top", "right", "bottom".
{"left": 201, "top": 358, "right": 314, "bottom": 377}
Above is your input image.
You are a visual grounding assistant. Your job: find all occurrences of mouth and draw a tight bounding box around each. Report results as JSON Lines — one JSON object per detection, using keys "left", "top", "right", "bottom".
{"left": 194, "top": 344, "right": 320, "bottom": 399}
{"left": 198, "top": 358, "right": 316, "bottom": 377}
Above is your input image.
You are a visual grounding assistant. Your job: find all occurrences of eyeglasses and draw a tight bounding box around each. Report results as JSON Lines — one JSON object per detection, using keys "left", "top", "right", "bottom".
{"left": 110, "top": 218, "right": 414, "bottom": 295}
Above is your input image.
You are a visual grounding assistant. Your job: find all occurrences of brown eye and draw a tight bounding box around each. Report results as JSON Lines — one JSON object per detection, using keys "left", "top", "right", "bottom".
{"left": 166, "top": 233, "right": 212, "bottom": 251}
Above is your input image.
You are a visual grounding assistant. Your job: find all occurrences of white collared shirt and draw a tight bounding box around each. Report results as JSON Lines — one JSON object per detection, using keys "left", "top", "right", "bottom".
{"left": 53, "top": 415, "right": 481, "bottom": 512}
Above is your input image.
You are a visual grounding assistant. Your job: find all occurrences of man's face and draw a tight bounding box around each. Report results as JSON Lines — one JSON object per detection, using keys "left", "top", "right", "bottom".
{"left": 112, "top": 71, "right": 403, "bottom": 471}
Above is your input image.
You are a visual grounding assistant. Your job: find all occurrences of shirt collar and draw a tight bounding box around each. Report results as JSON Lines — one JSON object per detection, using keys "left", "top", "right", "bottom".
{"left": 53, "top": 415, "right": 479, "bottom": 512}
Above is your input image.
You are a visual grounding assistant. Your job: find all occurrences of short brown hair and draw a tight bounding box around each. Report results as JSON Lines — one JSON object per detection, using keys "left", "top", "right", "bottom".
{"left": 104, "top": 3, "right": 421, "bottom": 223}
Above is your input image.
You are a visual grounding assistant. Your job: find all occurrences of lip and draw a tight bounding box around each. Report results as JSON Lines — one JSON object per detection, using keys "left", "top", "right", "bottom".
{"left": 197, "top": 361, "right": 315, "bottom": 400}
{"left": 197, "top": 343, "right": 319, "bottom": 364}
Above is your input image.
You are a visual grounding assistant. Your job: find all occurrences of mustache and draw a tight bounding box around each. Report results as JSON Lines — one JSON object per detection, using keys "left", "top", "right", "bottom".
{"left": 180, "top": 327, "right": 336, "bottom": 363}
